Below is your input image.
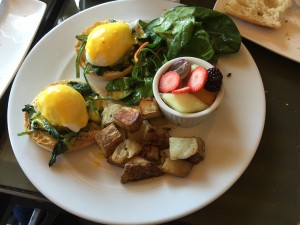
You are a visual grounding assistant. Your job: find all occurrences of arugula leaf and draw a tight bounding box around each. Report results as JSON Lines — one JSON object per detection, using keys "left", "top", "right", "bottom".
{"left": 76, "top": 41, "right": 86, "bottom": 78}
{"left": 106, "top": 77, "right": 137, "bottom": 91}
{"left": 122, "top": 77, "right": 154, "bottom": 105}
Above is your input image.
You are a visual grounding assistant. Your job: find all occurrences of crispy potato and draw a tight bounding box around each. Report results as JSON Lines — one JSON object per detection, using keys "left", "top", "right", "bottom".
{"left": 101, "top": 103, "right": 123, "bottom": 127}
{"left": 114, "top": 106, "right": 143, "bottom": 133}
{"left": 143, "top": 123, "right": 170, "bottom": 148}
{"left": 139, "top": 98, "right": 162, "bottom": 119}
{"left": 121, "top": 156, "right": 164, "bottom": 183}
{"left": 139, "top": 145, "right": 160, "bottom": 164}
{"left": 109, "top": 139, "right": 142, "bottom": 167}
{"left": 125, "top": 120, "right": 149, "bottom": 145}
{"left": 159, "top": 148, "right": 170, "bottom": 165}
{"left": 95, "top": 102, "right": 206, "bottom": 183}
{"left": 95, "top": 123, "right": 123, "bottom": 158}
{"left": 187, "top": 137, "right": 205, "bottom": 164}
{"left": 169, "top": 137, "right": 198, "bottom": 160}
{"left": 161, "top": 158, "right": 193, "bottom": 178}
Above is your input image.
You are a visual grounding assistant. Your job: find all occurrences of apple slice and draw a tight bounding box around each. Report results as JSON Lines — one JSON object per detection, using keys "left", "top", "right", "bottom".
{"left": 160, "top": 93, "right": 208, "bottom": 113}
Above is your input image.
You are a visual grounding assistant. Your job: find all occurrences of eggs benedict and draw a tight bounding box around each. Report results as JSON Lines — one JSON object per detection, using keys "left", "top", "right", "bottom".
{"left": 20, "top": 80, "right": 106, "bottom": 166}
{"left": 36, "top": 84, "right": 88, "bottom": 132}
{"left": 75, "top": 19, "right": 144, "bottom": 80}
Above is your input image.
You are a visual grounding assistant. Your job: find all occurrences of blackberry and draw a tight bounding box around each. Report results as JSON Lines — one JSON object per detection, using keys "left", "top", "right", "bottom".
{"left": 205, "top": 67, "right": 223, "bottom": 92}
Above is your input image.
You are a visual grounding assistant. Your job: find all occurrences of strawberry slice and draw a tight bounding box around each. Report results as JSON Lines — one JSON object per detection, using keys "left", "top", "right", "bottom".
{"left": 158, "top": 71, "right": 181, "bottom": 93}
{"left": 172, "top": 86, "right": 191, "bottom": 94}
{"left": 187, "top": 66, "right": 208, "bottom": 93}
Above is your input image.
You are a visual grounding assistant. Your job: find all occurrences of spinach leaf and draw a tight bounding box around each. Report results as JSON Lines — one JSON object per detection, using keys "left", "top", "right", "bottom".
{"left": 179, "top": 29, "right": 214, "bottom": 61}
{"left": 20, "top": 104, "right": 74, "bottom": 167}
{"left": 48, "top": 131, "right": 79, "bottom": 167}
{"left": 68, "top": 81, "right": 93, "bottom": 97}
{"left": 21, "top": 104, "right": 36, "bottom": 119}
{"left": 193, "top": 7, "right": 241, "bottom": 54}
{"left": 145, "top": 6, "right": 241, "bottom": 61}
{"left": 18, "top": 105, "right": 41, "bottom": 135}
{"left": 49, "top": 139, "right": 68, "bottom": 167}
{"left": 42, "top": 120, "right": 65, "bottom": 166}
{"left": 42, "top": 119, "right": 60, "bottom": 139}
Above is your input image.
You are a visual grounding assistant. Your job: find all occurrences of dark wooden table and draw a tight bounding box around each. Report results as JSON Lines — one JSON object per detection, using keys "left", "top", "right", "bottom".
{"left": 0, "top": 0, "right": 299, "bottom": 224}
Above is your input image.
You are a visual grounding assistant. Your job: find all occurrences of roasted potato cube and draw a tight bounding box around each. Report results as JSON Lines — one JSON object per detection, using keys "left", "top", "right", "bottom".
{"left": 169, "top": 137, "right": 199, "bottom": 160}
{"left": 121, "top": 156, "right": 164, "bottom": 183}
{"left": 139, "top": 145, "right": 160, "bottom": 163}
{"left": 159, "top": 148, "right": 170, "bottom": 165}
{"left": 125, "top": 120, "right": 149, "bottom": 145}
{"left": 101, "top": 103, "right": 122, "bottom": 127}
{"left": 95, "top": 123, "right": 123, "bottom": 158}
{"left": 143, "top": 124, "right": 170, "bottom": 148}
{"left": 114, "top": 106, "right": 143, "bottom": 133}
{"left": 186, "top": 137, "right": 205, "bottom": 164}
{"left": 161, "top": 158, "right": 193, "bottom": 178}
{"left": 139, "top": 98, "right": 162, "bottom": 119}
{"left": 109, "top": 139, "right": 142, "bottom": 167}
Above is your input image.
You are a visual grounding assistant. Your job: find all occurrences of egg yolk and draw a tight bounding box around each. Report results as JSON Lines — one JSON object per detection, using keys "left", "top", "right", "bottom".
{"left": 37, "top": 85, "right": 89, "bottom": 132}
{"left": 85, "top": 22, "right": 134, "bottom": 67}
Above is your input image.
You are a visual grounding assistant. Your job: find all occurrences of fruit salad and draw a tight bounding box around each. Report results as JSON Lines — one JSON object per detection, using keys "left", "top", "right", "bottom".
{"left": 158, "top": 59, "right": 223, "bottom": 114}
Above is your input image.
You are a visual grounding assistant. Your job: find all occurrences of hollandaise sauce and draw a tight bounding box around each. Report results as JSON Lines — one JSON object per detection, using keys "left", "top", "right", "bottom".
{"left": 85, "top": 22, "right": 134, "bottom": 67}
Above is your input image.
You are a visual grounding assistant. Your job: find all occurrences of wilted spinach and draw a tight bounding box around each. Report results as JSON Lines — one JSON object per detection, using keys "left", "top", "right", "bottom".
{"left": 19, "top": 105, "right": 70, "bottom": 167}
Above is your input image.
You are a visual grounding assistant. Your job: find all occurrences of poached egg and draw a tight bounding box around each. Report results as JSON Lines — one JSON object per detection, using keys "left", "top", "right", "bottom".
{"left": 36, "top": 84, "right": 89, "bottom": 133}
{"left": 85, "top": 21, "right": 138, "bottom": 67}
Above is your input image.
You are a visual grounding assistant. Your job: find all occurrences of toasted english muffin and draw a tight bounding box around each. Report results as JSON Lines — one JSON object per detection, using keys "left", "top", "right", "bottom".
{"left": 24, "top": 112, "right": 98, "bottom": 152}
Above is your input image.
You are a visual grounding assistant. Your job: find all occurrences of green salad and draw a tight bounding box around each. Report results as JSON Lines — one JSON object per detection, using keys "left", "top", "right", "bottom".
{"left": 77, "top": 6, "right": 241, "bottom": 105}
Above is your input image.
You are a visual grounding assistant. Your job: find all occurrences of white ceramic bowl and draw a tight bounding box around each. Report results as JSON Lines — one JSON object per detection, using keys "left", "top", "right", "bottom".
{"left": 153, "top": 57, "right": 224, "bottom": 127}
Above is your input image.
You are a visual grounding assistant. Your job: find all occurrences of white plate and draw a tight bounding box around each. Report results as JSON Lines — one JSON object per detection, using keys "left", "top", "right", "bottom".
{"left": 8, "top": 1, "right": 265, "bottom": 224}
{"left": 214, "top": 0, "right": 300, "bottom": 63}
{"left": 0, "top": 0, "right": 46, "bottom": 98}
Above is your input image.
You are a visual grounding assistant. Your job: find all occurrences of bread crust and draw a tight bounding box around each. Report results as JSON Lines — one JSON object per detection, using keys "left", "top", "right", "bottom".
{"left": 24, "top": 80, "right": 101, "bottom": 152}
{"left": 75, "top": 20, "right": 134, "bottom": 80}
{"left": 224, "top": 0, "right": 292, "bottom": 29}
